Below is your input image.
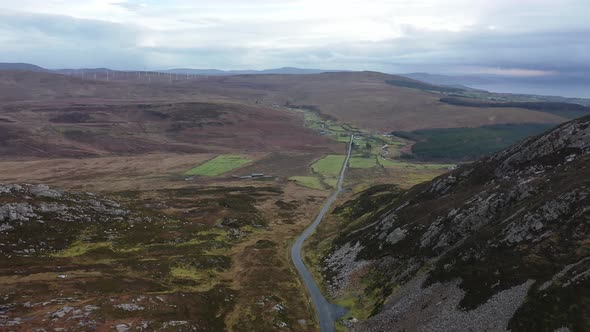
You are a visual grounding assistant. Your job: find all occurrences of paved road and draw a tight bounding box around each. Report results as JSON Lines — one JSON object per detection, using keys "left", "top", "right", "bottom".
{"left": 291, "top": 135, "right": 353, "bottom": 332}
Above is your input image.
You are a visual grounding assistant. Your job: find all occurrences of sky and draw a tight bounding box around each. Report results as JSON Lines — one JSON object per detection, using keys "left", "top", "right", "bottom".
{"left": 0, "top": 0, "right": 588, "bottom": 76}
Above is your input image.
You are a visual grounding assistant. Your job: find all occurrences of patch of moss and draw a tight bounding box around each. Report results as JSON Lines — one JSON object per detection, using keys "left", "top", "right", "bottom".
{"left": 52, "top": 241, "right": 112, "bottom": 257}
{"left": 253, "top": 239, "right": 277, "bottom": 249}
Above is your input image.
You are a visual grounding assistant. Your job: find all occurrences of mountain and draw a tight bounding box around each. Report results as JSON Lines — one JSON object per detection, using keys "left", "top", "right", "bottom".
{"left": 160, "top": 67, "right": 341, "bottom": 75}
{"left": 0, "top": 63, "right": 48, "bottom": 72}
{"left": 319, "top": 115, "right": 590, "bottom": 331}
{"left": 0, "top": 62, "right": 338, "bottom": 76}
{"left": 54, "top": 68, "right": 119, "bottom": 75}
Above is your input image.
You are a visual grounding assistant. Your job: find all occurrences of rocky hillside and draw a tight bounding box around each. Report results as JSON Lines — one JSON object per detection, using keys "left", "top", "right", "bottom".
{"left": 0, "top": 184, "right": 238, "bottom": 331}
{"left": 321, "top": 115, "right": 590, "bottom": 331}
{"left": 0, "top": 184, "right": 135, "bottom": 256}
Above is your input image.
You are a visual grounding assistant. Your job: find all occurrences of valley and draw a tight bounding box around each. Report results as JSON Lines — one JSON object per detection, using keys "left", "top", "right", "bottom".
{"left": 0, "top": 69, "right": 588, "bottom": 331}
{"left": 1, "top": 0, "right": 588, "bottom": 330}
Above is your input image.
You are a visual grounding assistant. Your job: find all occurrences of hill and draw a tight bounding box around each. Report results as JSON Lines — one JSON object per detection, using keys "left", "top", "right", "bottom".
{"left": 0, "top": 70, "right": 571, "bottom": 133}
{"left": 0, "top": 63, "right": 48, "bottom": 72}
{"left": 161, "top": 67, "right": 339, "bottom": 75}
{"left": 156, "top": 71, "right": 571, "bottom": 132}
{"left": 0, "top": 100, "right": 336, "bottom": 158}
{"left": 315, "top": 115, "right": 590, "bottom": 331}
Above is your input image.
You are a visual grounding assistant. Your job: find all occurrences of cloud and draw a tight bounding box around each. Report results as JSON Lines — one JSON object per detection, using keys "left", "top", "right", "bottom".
{"left": 0, "top": 0, "right": 588, "bottom": 75}
{"left": 0, "top": 11, "right": 144, "bottom": 69}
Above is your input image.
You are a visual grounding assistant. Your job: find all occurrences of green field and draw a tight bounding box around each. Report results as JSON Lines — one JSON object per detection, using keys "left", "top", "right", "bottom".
{"left": 185, "top": 155, "right": 252, "bottom": 176}
{"left": 324, "top": 178, "right": 338, "bottom": 188}
{"left": 312, "top": 155, "right": 346, "bottom": 177}
{"left": 289, "top": 176, "right": 325, "bottom": 190}
{"left": 349, "top": 157, "right": 377, "bottom": 168}
{"left": 336, "top": 134, "right": 352, "bottom": 143}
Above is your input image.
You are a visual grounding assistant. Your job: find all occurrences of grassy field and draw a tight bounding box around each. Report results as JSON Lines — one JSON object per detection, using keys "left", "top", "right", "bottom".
{"left": 393, "top": 123, "right": 555, "bottom": 161}
{"left": 349, "top": 157, "right": 377, "bottom": 168}
{"left": 185, "top": 155, "right": 252, "bottom": 176}
{"left": 324, "top": 178, "right": 338, "bottom": 188}
{"left": 312, "top": 155, "right": 346, "bottom": 177}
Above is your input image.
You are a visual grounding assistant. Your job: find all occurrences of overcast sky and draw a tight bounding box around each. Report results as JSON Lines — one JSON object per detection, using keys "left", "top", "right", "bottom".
{"left": 0, "top": 0, "right": 588, "bottom": 75}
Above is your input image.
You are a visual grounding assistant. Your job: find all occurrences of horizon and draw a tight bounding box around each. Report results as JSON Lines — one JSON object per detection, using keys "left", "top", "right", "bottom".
{"left": 6, "top": 61, "right": 590, "bottom": 79}
{"left": 0, "top": 1, "right": 588, "bottom": 78}
{"left": 4, "top": 61, "right": 589, "bottom": 98}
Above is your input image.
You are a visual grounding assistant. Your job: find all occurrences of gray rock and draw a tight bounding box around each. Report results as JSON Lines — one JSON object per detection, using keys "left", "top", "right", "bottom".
{"left": 0, "top": 223, "right": 14, "bottom": 232}
{"left": 51, "top": 306, "right": 74, "bottom": 319}
{"left": 0, "top": 203, "right": 36, "bottom": 223}
{"left": 114, "top": 303, "right": 144, "bottom": 311}
{"left": 324, "top": 242, "right": 370, "bottom": 297}
{"left": 0, "top": 184, "right": 23, "bottom": 194}
{"left": 352, "top": 276, "right": 534, "bottom": 332}
{"left": 162, "top": 321, "right": 188, "bottom": 328}
{"left": 38, "top": 202, "right": 69, "bottom": 213}
{"left": 385, "top": 227, "right": 407, "bottom": 244}
{"left": 30, "top": 184, "right": 62, "bottom": 198}
{"left": 115, "top": 323, "right": 130, "bottom": 332}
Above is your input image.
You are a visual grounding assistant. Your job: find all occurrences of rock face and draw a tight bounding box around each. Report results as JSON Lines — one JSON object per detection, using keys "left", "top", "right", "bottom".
{"left": 323, "top": 115, "right": 590, "bottom": 331}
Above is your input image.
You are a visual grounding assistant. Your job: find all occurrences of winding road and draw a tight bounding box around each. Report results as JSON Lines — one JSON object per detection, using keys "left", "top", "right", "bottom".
{"left": 291, "top": 134, "right": 353, "bottom": 332}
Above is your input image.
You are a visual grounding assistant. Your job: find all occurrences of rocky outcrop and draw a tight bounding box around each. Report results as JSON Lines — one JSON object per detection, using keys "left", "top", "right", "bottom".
{"left": 0, "top": 183, "right": 137, "bottom": 255}
{"left": 323, "top": 242, "right": 370, "bottom": 298}
{"left": 323, "top": 115, "right": 590, "bottom": 331}
{"left": 351, "top": 277, "right": 534, "bottom": 332}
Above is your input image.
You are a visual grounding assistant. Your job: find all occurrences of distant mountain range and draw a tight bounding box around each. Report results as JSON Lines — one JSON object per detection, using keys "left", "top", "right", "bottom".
{"left": 0, "top": 63, "right": 339, "bottom": 76}
{"left": 1, "top": 62, "right": 588, "bottom": 98}
{"left": 0, "top": 63, "right": 49, "bottom": 72}
{"left": 160, "top": 67, "right": 343, "bottom": 75}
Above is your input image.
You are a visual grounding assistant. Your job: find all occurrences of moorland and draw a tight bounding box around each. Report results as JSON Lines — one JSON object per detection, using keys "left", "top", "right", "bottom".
{"left": 0, "top": 67, "right": 588, "bottom": 331}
